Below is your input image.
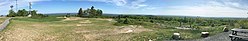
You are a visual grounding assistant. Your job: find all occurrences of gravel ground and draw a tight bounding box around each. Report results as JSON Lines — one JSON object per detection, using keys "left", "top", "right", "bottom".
{"left": 165, "top": 32, "right": 248, "bottom": 41}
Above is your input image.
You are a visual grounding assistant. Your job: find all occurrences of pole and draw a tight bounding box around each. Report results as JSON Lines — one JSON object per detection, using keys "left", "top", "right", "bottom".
{"left": 16, "top": 0, "right": 18, "bottom": 11}
{"left": 29, "top": 2, "right": 32, "bottom": 15}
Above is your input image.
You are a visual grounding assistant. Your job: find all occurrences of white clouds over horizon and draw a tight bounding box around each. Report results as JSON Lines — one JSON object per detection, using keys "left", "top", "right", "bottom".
{"left": 83, "top": 0, "right": 148, "bottom": 9}
{"left": 162, "top": 0, "right": 248, "bottom": 18}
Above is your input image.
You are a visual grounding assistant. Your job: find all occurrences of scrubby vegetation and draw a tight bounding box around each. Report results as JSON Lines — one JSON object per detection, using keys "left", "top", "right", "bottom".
{"left": 70, "top": 6, "right": 248, "bottom": 40}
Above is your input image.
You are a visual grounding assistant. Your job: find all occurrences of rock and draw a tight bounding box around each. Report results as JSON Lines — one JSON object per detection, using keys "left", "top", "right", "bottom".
{"left": 201, "top": 32, "right": 209, "bottom": 38}
{"left": 172, "top": 33, "right": 180, "bottom": 40}
{"left": 223, "top": 27, "right": 229, "bottom": 32}
{"left": 76, "top": 24, "right": 82, "bottom": 26}
{"left": 149, "top": 39, "right": 152, "bottom": 41}
{"left": 125, "top": 30, "right": 133, "bottom": 33}
{"left": 27, "top": 14, "right": 32, "bottom": 17}
{"left": 63, "top": 16, "right": 67, "bottom": 19}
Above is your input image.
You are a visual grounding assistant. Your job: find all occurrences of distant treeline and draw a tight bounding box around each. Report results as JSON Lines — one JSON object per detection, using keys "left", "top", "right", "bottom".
{"left": 77, "top": 6, "right": 103, "bottom": 17}
{"left": 70, "top": 6, "right": 248, "bottom": 29}
{"left": 80, "top": 14, "right": 248, "bottom": 29}
{"left": 7, "top": 9, "right": 47, "bottom": 18}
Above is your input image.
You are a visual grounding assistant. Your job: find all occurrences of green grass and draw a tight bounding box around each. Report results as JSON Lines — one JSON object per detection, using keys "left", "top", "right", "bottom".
{"left": 13, "top": 17, "right": 63, "bottom": 22}
{"left": 0, "top": 17, "right": 225, "bottom": 41}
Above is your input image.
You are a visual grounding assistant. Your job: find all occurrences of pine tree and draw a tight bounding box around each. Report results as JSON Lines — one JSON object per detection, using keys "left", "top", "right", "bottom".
{"left": 123, "top": 18, "right": 132, "bottom": 24}
{"left": 77, "top": 8, "right": 83, "bottom": 17}
{"left": 96, "top": 9, "right": 103, "bottom": 16}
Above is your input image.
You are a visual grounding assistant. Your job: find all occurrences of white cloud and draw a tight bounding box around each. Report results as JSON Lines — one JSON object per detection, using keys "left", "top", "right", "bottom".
{"left": 163, "top": 0, "right": 248, "bottom": 18}
{"left": 129, "top": 0, "right": 147, "bottom": 9}
{"left": 112, "top": 0, "right": 127, "bottom": 6}
{"left": 83, "top": 0, "right": 148, "bottom": 9}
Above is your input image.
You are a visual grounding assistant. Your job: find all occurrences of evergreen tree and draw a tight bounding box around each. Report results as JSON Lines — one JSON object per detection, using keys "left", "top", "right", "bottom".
{"left": 77, "top": 8, "right": 83, "bottom": 17}
{"left": 123, "top": 18, "right": 129, "bottom": 24}
{"left": 83, "top": 8, "right": 90, "bottom": 16}
{"left": 123, "top": 18, "right": 132, "bottom": 24}
{"left": 89, "top": 6, "right": 97, "bottom": 17}
{"left": 96, "top": 9, "right": 103, "bottom": 16}
{"left": 78, "top": 6, "right": 103, "bottom": 17}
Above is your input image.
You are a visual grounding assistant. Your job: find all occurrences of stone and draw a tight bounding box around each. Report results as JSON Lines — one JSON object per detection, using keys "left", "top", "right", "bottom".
{"left": 201, "top": 32, "right": 209, "bottom": 38}
{"left": 125, "top": 30, "right": 133, "bottom": 33}
{"left": 223, "top": 27, "right": 229, "bottom": 32}
{"left": 172, "top": 33, "right": 180, "bottom": 40}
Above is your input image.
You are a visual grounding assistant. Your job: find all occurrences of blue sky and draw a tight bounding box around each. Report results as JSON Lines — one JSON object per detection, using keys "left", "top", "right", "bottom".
{"left": 0, "top": 0, "right": 248, "bottom": 18}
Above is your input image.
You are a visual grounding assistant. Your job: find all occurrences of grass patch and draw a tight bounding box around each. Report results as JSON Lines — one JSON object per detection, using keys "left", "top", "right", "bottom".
{"left": 0, "top": 17, "right": 225, "bottom": 41}
{"left": 13, "top": 17, "right": 63, "bottom": 22}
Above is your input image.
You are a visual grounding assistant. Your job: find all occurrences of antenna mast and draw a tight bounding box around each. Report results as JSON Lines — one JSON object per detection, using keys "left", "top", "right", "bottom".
{"left": 29, "top": 2, "right": 32, "bottom": 15}
{"left": 16, "top": 0, "right": 18, "bottom": 11}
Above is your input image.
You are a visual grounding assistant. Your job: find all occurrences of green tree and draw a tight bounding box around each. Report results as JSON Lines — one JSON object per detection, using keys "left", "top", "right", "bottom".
{"left": 83, "top": 8, "right": 90, "bottom": 17}
{"left": 78, "top": 6, "right": 103, "bottom": 17}
{"left": 77, "top": 8, "right": 83, "bottom": 17}
{"left": 96, "top": 9, "right": 103, "bottom": 16}
{"left": 31, "top": 10, "right": 37, "bottom": 15}
{"left": 7, "top": 10, "right": 16, "bottom": 17}
{"left": 66, "top": 13, "right": 70, "bottom": 17}
{"left": 123, "top": 18, "right": 133, "bottom": 24}
{"left": 30, "top": 10, "right": 46, "bottom": 18}
{"left": 7, "top": 5, "right": 16, "bottom": 17}
{"left": 89, "top": 6, "right": 97, "bottom": 17}
{"left": 16, "top": 9, "right": 28, "bottom": 16}
{"left": 22, "top": 9, "right": 29, "bottom": 16}
{"left": 17, "top": 10, "right": 22, "bottom": 16}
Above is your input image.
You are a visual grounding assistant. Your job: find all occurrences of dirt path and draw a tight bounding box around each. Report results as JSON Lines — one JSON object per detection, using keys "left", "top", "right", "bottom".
{"left": 165, "top": 32, "right": 248, "bottom": 41}
{"left": 0, "top": 18, "right": 11, "bottom": 31}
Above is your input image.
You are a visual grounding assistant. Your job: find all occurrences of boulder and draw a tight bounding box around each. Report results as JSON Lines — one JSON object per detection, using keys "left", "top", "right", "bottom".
{"left": 201, "top": 32, "right": 209, "bottom": 38}
{"left": 223, "top": 27, "right": 229, "bottom": 32}
{"left": 172, "top": 33, "right": 181, "bottom": 40}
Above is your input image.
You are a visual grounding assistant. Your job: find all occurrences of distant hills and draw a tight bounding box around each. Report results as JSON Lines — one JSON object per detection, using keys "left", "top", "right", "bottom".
{"left": 44, "top": 13, "right": 247, "bottom": 19}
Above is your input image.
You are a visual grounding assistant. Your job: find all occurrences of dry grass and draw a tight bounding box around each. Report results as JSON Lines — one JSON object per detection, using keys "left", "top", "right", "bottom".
{"left": 0, "top": 17, "right": 8, "bottom": 23}
{"left": 0, "top": 17, "right": 152, "bottom": 41}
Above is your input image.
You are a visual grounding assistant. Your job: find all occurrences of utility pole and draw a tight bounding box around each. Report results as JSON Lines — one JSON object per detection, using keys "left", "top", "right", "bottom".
{"left": 16, "top": 0, "right": 18, "bottom": 11}
{"left": 27, "top": 2, "right": 32, "bottom": 17}
{"left": 29, "top": 2, "right": 32, "bottom": 15}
